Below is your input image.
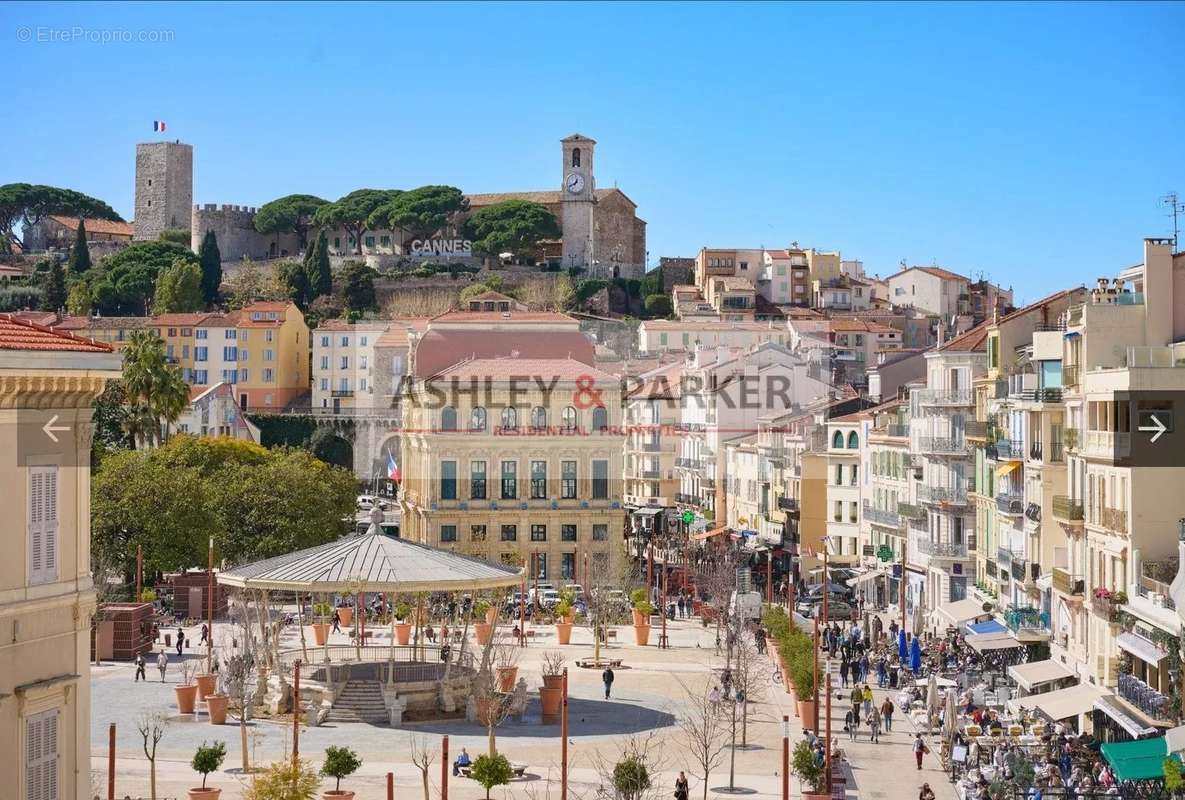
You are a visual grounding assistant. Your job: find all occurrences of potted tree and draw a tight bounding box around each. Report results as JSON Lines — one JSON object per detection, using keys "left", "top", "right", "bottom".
{"left": 789, "top": 645, "right": 816, "bottom": 726}
{"left": 791, "top": 739, "right": 827, "bottom": 800}
{"left": 554, "top": 595, "right": 574, "bottom": 645}
{"left": 176, "top": 660, "right": 200, "bottom": 715}
{"left": 473, "top": 600, "right": 494, "bottom": 645}
{"left": 629, "top": 589, "right": 649, "bottom": 625}
{"left": 495, "top": 646, "right": 519, "bottom": 692}
{"left": 188, "top": 740, "right": 227, "bottom": 800}
{"left": 539, "top": 650, "right": 565, "bottom": 721}
{"left": 394, "top": 602, "right": 413, "bottom": 646}
{"left": 312, "top": 602, "right": 332, "bottom": 646}
{"left": 206, "top": 688, "right": 229, "bottom": 725}
{"left": 244, "top": 757, "right": 319, "bottom": 800}
{"left": 631, "top": 594, "right": 654, "bottom": 646}
{"left": 320, "top": 746, "right": 362, "bottom": 800}
{"left": 336, "top": 601, "right": 353, "bottom": 629}
{"left": 470, "top": 753, "right": 513, "bottom": 800}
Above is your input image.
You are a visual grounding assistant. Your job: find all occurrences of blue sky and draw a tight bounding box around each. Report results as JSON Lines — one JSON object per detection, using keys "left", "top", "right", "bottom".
{"left": 3, "top": 1, "right": 1183, "bottom": 300}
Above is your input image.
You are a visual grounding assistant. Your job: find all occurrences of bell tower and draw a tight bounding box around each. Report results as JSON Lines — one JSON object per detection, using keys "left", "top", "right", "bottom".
{"left": 560, "top": 133, "right": 596, "bottom": 270}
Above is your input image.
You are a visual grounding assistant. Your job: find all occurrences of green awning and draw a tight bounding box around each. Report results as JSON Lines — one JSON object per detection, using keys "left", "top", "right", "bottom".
{"left": 1100, "top": 737, "right": 1178, "bottom": 782}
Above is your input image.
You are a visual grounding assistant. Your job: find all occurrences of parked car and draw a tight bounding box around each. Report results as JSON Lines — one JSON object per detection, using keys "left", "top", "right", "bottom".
{"left": 356, "top": 495, "right": 390, "bottom": 512}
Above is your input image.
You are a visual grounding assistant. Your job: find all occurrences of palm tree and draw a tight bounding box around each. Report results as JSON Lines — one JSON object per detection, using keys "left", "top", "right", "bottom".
{"left": 122, "top": 331, "right": 190, "bottom": 447}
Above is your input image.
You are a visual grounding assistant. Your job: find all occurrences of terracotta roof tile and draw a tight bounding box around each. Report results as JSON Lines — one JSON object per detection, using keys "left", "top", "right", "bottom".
{"left": 413, "top": 328, "right": 594, "bottom": 377}
{"left": 153, "top": 312, "right": 212, "bottom": 326}
{"left": 430, "top": 310, "right": 578, "bottom": 324}
{"left": 938, "top": 322, "right": 990, "bottom": 353}
{"left": 428, "top": 357, "right": 619, "bottom": 384}
{"left": 54, "top": 315, "right": 150, "bottom": 331}
{"left": 0, "top": 314, "right": 112, "bottom": 353}
{"left": 47, "top": 215, "right": 134, "bottom": 238}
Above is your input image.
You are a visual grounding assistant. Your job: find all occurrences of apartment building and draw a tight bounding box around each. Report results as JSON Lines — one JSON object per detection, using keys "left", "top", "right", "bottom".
{"left": 623, "top": 360, "right": 683, "bottom": 511}
{"left": 763, "top": 249, "right": 810, "bottom": 305}
{"left": 637, "top": 319, "right": 789, "bottom": 354}
{"left": 399, "top": 358, "right": 623, "bottom": 578}
{"left": 825, "top": 414, "right": 865, "bottom": 564}
{"left": 194, "top": 312, "right": 242, "bottom": 389}
{"left": 312, "top": 319, "right": 392, "bottom": 411}
{"left": 887, "top": 266, "right": 972, "bottom": 317}
{"left": 176, "top": 381, "right": 259, "bottom": 440}
{"left": 813, "top": 275, "right": 873, "bottom": 312}
{"left": 51, "top": 316, "right": 151, "bottom": 350}
{"left": 232, "top": 302, "right": 310, "bottom": 410}
{"left": 0, "top": 315, "right": 122, "bottom": 800}
{"left": 862, "top": 400, "right": 916, "bottom": 607}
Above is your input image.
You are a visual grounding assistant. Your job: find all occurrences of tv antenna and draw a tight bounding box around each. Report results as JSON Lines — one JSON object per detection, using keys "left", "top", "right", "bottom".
{"left": 1164, "top": 192, "right": 1184, "bottom": 250}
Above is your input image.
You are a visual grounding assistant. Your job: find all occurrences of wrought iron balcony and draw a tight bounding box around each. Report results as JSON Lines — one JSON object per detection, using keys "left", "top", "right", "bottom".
{"left": 863, "top": 502, "right": 900, "bottom": 527}
{"left": 1025, "top": 503, "right": 1041, "bottom": 523}
{"left": 918, "top": 485, "right": 969, "bottom": 505}
{"left": 1004, "top": 606, "right": 1049, "bottom": 633}
{"left": 965, "top": 420, "right": 990, "bottom": 439}
{"left": 1052, "top": 568, "right": 1084, "bottom": 596}
{"left": 1061, "top": 365, "right": 1080, "bottom": 389}
{"left": 996, "top": 493, "right": 1024, "bottom": 515}
{"left": 915, "top": 388, "right": 974, "bottom": 406}
{"left": 675, "top": 493, "right": 698, "bottom": 505}
{"left": 916, "top": 538, "right": 968, "bottom": 559}
{"left": 919, "top": 436, "right": 971, "bottom": 455}
{"left": 331, "top": 389, "right": 355, "bottom": 397}
{"left": 640, "top": 469, "right": 662, "bottom": 480}
{"left": 777, "top": 496, "right": 799, "bottom": 512}
{"left": 1052, "top": 495, "right": 1084, "bottom": 522}
{"left": 987, "top": 439, "right": 1024, "bottom": 460}
{"left": 674, "top": 457, "right": 698, "bottom": 468}
{"left": 1037, "top": 388, "right": 1063, "bottom": 403}
{"left": 1101, "top": 507, "right": 1128, "bottom": 534}
{"left": 641, "top": 439, "right": 662, "bottom": 452}
{"left": 1118, "top": 673, "right": 1171, "bottom": 720}
{"left": 898, "top": 502, "right": 925, "bottom": 520}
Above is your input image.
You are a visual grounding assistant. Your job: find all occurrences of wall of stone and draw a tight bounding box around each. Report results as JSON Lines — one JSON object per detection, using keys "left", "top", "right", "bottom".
{"left": 134, "top": 142, "right": 192, "bottom": 241}
{"left": 191, "top": 204, "right": 300, "bottom": 261}
{"left": 659, "top": 257, "right": 695, "bottom": 290}
{"left": 591, "top": 193, "right": 645, "bottom": 279}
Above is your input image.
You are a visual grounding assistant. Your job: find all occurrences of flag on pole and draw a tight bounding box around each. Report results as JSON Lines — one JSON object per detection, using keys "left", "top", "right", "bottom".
{"left": 153, "top": 120, "right": 167, "bottom": 132}
{"left": 387, "top": 450, "right": 401, "bottom": 482}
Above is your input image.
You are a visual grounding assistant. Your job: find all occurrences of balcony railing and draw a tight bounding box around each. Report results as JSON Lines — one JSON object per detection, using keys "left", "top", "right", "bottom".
{"left": 1052, "top": 568, "right": 1084, "bottom": 596}
{"left": 640, "top": 469, "right": 661, "bottom": 480}
{"left": 883, "top": 423, "right": 909, "bottom": 437}
{"left": 965, "top": 420, "right": 990, "bottom": 439}
{"left": 1118, "top": 673, "right": 1171, "bottom": 720}
{"left": 863, "top": 502, "right": 900, "bottom": 527}
{"left": 996, "top": 494, "right": 1024, "bottom": 515}
{"left": 987, "top": 439, "right": 1024, "bottom": 460}
{"left": 1025, "top": 503, "right": 1041, "bottom": 523}
{"left": 1091, "top": 593, "right": 1122, "bottom": 623}
{"left": 331, "top": 389, "right": 355, "bottom": 397}
{"left": 1038, "top": 388, "right": 1064, "bottom": 403}
{"left": 675, "top": 493, "right": 697, "bottom": 505}
{"left": 1062, "top": 365, "right": 1080, "bottom": 389}
{"left": 1004, "top": 606, "right": 1049, "bottom": 633}
{"left": 898, "top": 502, "right": 925, "bottom": 520}
{"left": 918, "top": 485, "right": 969, "bottom": 505}
{"left": 642, "top": 440, "right": 662, "bottom": 452}
{"left": 915, "top": 388, "right": 975, "bottom": 406}
{"left": 777, "top": 496, "right": 799, "bottom": 513}
{"left": 919, "top": 436, "right": 971, "bottom": 455}
{"left": 1100, "top": 507, "right": 1128, "bottom": 534}
{"left": 674, "top": 457, "right": 698, "bottom": 468}
{"left": 916, "top": 538, "right": 969, "bottom": 559}
{"left": 1052, "top": 495, "right": 1084, "bottom": 522}
{"left": 1029, "top": 441, "right": 1043, "bottom": 461}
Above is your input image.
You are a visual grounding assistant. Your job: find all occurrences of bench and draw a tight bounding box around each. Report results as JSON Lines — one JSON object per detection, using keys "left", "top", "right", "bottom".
{"left": 575, "top": 658, "right": 623, "bottom": 669}
{"left": 459, "top": 763, "right": 527, "bottom": 779}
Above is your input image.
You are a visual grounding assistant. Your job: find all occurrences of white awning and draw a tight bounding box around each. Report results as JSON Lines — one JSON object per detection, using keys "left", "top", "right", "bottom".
{"left": 1035, "top": 574, "right": 1053, "bottom": 591}
{"left": 931, "top": 598, "right": 991, "bottom": 626}
{"left": 846, "top": 572, "right": 882, "bottom": 588}
{"left": 966, "top": 631, "right": 1023, "bottom": 652}
{"left": 1116, "top": 631, "right": 1167, "bottom": 664}
{"left": 1010, "top": 683, "right": 1108, "bottom": 722}
{"left": 1008, "top": 659, "right": 1074, "bottom": 691}
{"left": 1094, "top": 696, "right": 1158, "bottom": 739}
{"left": 1166, "top": 725, "right": 1185, "bottom": 755}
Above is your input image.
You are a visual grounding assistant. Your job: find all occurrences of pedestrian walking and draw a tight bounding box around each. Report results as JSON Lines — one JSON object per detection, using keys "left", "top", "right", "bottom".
{"left": 880, "top": 697, "right": 895, "bottom": 732}
{"left": 844, "top": 708, "right": 857, "bottom": 740}
{"left": 677, "top": 597, "right": 686, "bottom": 619}
{"left": 200, "top": 623, "right": 209, "bottom": 645}
{"left": 914, "top": 734, "right": 928, "bottom": 770}
{"left": 709, "top": 685, "right": 721, "bottom": 713}
{"left": 839, "top": 658, "right": 850, "bottom": 688}
{"left": 602, "top": 666, "right": 615, "bottom": 699}
{"left": 675, "top": 772, "right": 689, "bottom": 800}
{"left": 134, "top": 653, "right": 146, "bottom": 681}
{"left": 156, "top": 651, "right": 168, "bottom": 683}
{"left": 862, "top": 684, "right": 873, "bottom": 716}
{"left": 175, "top": 632, "right": 185, "bottom": 656}
{"left": 331, "top": 609, "right": 341, "bottom": 633}
{"left": 868, "top": 707, "right": 881, "bottom": 743}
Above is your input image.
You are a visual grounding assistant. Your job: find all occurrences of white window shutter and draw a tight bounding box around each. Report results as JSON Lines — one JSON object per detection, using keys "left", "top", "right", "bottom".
{"left": 29, "top": 469, "right": 44, "bottom": 582}
{"left": 25, "top": 714, "right": 40, "bottom": 800}
{"left": 43, "top": 710, "right": 58, "bottom": 800}
{"left": 43, "top": 469, "right": 58, "bottom": 580}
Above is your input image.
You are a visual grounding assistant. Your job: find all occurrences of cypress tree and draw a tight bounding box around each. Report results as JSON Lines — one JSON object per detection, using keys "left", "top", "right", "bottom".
{"left": 197, "top": 229, "right": 222, "bottom": 307}
{"left": 43, "top": 259, "right": 67, "bottom": 311}
{"left": 67, "top": 220, "right": 91, "bottom": 274}
{"left": 307, "top": 229, "right": 332, "bottom": 298}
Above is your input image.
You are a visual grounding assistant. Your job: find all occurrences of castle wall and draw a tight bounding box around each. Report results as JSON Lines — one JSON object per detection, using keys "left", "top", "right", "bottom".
{"left": 134, "top": 142, "right": 193, "bottom": 241}
{"left": 191, "top": 204, "right": 301, "bottom": 261}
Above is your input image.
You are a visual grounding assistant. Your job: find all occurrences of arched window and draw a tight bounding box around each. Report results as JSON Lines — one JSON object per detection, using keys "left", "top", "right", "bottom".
{"left": 561, "top": 406, "right": 578, "bottom": 431}
{"left": 832, "top": 430, "right": 844, "bottom": 449}
{"left": 592, "top": 405, "right": 608, "bottom": 431}
{"left": 501, "top": 407, "right": 517, "bottom": 430}
{"left": 531, "top": 406, "right": 548, "bottom": 430}
{"left": 470, "top": 407, "right": 487, "bottom": 432}
{"left": 572, "top": 147, "right": 581, "bottom": 168}
{"left": 847, "top": 431, "right": 859, "bottom": 449}
{"left": 441, "top": 406, "right": 458, "bottom": 431}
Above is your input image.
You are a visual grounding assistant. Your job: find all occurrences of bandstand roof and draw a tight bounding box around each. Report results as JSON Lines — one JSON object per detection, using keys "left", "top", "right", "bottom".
{"left": 217, "top": 533, "right": 523, "bottom": 593}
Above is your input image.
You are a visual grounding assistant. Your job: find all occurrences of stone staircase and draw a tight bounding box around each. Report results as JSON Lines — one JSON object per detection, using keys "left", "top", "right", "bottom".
{"left": 325, "top": 680, "right": 389, "bottom": 725}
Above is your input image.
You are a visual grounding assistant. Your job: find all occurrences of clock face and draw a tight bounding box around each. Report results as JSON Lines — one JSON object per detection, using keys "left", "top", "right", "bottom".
{"left": 565, "top": 173, "right": 585, "bottom": 194}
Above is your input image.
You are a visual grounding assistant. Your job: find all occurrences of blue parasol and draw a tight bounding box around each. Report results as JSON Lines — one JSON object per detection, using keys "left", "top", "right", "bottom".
{"left": 910, "top": 636, "right": 922, "bottom": 674}
{"left": 898, "top": 629, "right": 907, "bottom": 661}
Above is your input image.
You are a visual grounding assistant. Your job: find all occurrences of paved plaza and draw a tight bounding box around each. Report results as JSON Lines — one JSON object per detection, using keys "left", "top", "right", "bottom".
{"left": 90, "top": 615, "right": 956, "bottom": 800}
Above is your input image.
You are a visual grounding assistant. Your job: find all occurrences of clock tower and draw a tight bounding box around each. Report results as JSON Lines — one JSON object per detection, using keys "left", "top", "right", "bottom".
{"left": 560, "top": 133, "right": 596, "bottom": 271}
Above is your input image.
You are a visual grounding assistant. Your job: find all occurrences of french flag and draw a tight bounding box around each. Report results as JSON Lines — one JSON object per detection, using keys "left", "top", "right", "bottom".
{"left": 387, "top": 451, "right": 401, "bottom": 482}
{"left": 153, "top": 120, "right": 167, "bottom": 132}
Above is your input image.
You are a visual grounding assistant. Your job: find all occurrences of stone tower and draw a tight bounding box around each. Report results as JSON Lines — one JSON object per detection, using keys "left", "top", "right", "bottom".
{"left": 133, "top": 141, "right": 193, "bottom": 241}
{"left": 560, "top": 133, "right": 596, "bottom": 271}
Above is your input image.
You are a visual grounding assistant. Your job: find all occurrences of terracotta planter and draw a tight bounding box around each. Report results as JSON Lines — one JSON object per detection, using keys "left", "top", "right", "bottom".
{"left": 631, "top": 608, "right": 646, "bottom": 625}
{"left": 562, "top": 613, "right": 575, "bottom": 624}
{"left": 322, "top": 792, "right": 356, "bottom": 800}
{"left": 802, "top": 793, "right": 829, "bottom": 800}
{"left": 542, "top": 673, "right": 564, "bottom": 690}
{"left": 475, "top": 622, "right": 493, "bottom": 645}
{"left": 797, "top": 700, "right": 816, "bottom": 727}
{"left": 555, "top": 622, "right": 573, "bottom": 645}
{"left": 206, "top": 694, "right": 229, "bottom": 724}
{"left": 187, "top": 788, "right": 221, "bottom": 800}
{"left": 394, "top": 622, "right": 412, "bottom": 645}
{"left": 195, "top": 673, "right": 216, "bottom": 700}
{"left": 633, "top": 623, "right": 651, "bottom": 646}
{"left": 175, "top": 684, "right": 199, "bottom": 714}
{"left": 337, "top": 607, "right": 353, "bottom": 627}
{"left": 312, "top": 623, "right": 330, "bottom": 646}
{"left": 539, "top": 685, "right": 562, "bottom": 718}
{"left": 485, "top": 607, "right": 498, "bottom": 624}
{"left": 496, "top": 665, "right": 519, "bottom": 692}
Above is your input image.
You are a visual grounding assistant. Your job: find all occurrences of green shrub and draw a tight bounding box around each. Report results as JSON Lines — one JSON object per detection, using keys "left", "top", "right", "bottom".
{"left": 473, "top": 599, "right": 490, "bottom": 619}
{"left": 395, "top": 602, "right": 413, "bottom": 621}
{"left": 612, "top": 755, "right": 652, "bottom": 800}
{"left": 139, "top": 589, "right": 157, "bottom": 603}
{"left": 791, "top": 739, "right": 824, "bottom": 793}
{"left": 244, "top": 757, "right": 319, "bottom": 800}
{"left": 470, "top": 753, "right": 513, "bottom": 800}
{"left": 320, "top": 746, "right": 362, "bottom": 792}
{"left": 191, "top": 741, "right": 227, "bottom": 789}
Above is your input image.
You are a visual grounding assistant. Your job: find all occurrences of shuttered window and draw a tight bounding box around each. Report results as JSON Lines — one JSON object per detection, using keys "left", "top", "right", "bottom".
{"left": 29, "top": 466, "right": 59, "bottom": 585}
{"left": 25, "top": 708, "right": 59, "bottom": 800}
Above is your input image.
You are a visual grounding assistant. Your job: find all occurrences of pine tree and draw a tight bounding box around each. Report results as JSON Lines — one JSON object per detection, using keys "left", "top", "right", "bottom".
{"left": 307, "top": 230, "right": 332, "bottom": 298}
{"left": 43, "top": 259, "right": 67, "bottom": 311}
{"left": 67, "top": 220, "right": 91, "bottom": 274}
{"left": 197, "top": 229, "right": 222, "bottom": 307}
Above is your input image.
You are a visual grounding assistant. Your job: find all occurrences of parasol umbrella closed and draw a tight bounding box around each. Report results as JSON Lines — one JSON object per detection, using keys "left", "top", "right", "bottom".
{"left": 912, "top": 603, "right": 925, "bottom": 637}
{"left": 943, "top": 687, "right": 958, "bottom": 743}
{"left": 926, "top": 673, "right": 940, "bottom": 732}
{"left": 910, "top": 636, "right": 923, "bottom": 674}
{"left": 898, "top": 630, "right": 908, "bottom": 661}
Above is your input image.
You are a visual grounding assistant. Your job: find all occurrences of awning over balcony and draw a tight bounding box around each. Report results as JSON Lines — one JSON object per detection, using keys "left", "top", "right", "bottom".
{"left": 1116, "top": 631, "right": 1168, "bottom": 664}
{"left": 1010, "top": 682, "right": 1108, "bottom": 723}
{"left": 1094, "top": 696, "right": 1159, "bottom": 739}
{"left": 1008, "top": 659, "right": 1074, "bottom": 692}
{"left": 1100, "top": 736, "right": 1178, "bottom": 782}
{"left": 994, "top": 462, "right": 1021, "bottom": 480}
{"left": 932, "top": 598, "right": 992, "bottom": 627}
